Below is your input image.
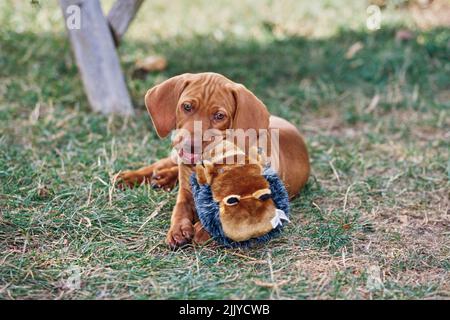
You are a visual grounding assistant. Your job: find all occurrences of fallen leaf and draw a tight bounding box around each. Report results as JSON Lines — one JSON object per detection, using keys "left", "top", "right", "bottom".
{"left": 80, "top": 217, "right": 92, "bottom": 228}
{"left": 254, "top": 279, "right": 290, "bottom": 288}
{"left": 366, "top": 94, "right": 380, "bottom": 113}
{"left": 345, "top": 42, "right": 364, "bottom": 59}
{"left": 135, "top": 55, "right": 168, "bottom": 72}
{"left": 396, "top": 29, "right": 414, "bottom": 41}
{"left": 37, "top": 185, "right": 50, "bottom": 198}
{"left": 399, "top": 215, "right": 408, "bottom": 225}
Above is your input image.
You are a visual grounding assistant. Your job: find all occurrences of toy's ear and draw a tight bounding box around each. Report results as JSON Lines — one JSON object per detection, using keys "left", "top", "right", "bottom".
{"left": 228, "top": 83, "right": 270, "bottom": 131}
{"left": 196, "top": 160, "right": 214, "bottom": 185}
{"left": 145, "top": 74, "right": 193, "bottom": 138}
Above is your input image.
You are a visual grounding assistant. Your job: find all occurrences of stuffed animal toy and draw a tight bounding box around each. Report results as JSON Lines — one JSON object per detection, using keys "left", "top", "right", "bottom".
{"left": 190, "top": 145, "right": 290, "bottom": 247}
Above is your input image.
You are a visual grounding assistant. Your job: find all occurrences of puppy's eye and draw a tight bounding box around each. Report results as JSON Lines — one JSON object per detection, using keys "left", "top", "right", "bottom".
{"left": 182, "top": 103, "right": 193, "bottom": 112}
{"left": 213, "top": 112, "right": 226, "bottom": 121}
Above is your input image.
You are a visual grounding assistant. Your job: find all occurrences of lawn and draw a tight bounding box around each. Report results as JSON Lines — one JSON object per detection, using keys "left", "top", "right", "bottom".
{"left": 0, "top": 0, "right": 449, "bottom": 299}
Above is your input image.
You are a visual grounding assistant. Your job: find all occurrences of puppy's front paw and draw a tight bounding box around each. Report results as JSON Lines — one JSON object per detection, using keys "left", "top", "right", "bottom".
{"left": 166, "top": 219, "right": 194, "bottom": 249}
{"left": 193, "top": 221, "right": 211, "bottom": 245}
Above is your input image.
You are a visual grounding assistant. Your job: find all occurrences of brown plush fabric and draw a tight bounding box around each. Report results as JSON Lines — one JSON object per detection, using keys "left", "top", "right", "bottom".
{"left": 196, "top": 160, "right": 277, "bottom": 242}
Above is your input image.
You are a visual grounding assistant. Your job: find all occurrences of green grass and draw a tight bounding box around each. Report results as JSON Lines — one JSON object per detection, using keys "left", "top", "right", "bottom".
{"left": 0, "top": 0, "right": 449, "bottom": 299}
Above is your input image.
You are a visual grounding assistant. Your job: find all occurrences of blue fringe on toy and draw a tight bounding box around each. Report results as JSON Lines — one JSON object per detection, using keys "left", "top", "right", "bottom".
{"left": 190, "top": 168, "right": 290, "bottom": 248}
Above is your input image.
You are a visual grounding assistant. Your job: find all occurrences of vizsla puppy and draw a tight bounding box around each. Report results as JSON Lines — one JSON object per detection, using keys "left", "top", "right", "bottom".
{"left": 118, "top": 73, "right": 310, "bottom": 248}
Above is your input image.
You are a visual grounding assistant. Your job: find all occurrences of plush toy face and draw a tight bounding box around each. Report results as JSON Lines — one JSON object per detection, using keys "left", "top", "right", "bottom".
{"left": 196, "top": 162, "right": 282, "bottom": 242}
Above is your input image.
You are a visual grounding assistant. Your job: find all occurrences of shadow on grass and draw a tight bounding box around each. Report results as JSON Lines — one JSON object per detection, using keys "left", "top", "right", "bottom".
{"left": 1, "top": 26, "right": 448, "bottom": 254}
{"left": 1, "top": 26, "right": 448, "bottom": 115}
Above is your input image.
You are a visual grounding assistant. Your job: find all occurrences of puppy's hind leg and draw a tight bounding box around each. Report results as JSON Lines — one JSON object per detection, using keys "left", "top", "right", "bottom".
{"left": 117, "top": 157, "right": 178, "bottom": 190}
{"left": 151, "top": 165, "right": 178, "bottom": 191}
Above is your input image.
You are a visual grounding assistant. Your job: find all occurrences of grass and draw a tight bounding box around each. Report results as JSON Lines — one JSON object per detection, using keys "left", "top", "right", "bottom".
{"left": 0, "top": 0, "right": 449, "bottom": 299}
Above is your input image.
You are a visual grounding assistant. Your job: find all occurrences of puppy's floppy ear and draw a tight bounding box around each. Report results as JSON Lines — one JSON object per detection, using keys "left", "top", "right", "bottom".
{"left": 145, "top": 74, "right": 193, "bottom": 138}
{"left": 228, "top": 83, "right": 270, "bottom": 131}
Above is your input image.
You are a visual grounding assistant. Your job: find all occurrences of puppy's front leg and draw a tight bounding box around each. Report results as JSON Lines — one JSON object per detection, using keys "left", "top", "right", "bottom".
{"left": 166, "top": 164, "right": 195, "bottom": 248}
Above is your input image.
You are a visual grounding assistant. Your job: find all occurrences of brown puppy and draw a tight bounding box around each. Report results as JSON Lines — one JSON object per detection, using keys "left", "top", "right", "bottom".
{"left": 118, "top": 73, "right": 310, "bottom": 248}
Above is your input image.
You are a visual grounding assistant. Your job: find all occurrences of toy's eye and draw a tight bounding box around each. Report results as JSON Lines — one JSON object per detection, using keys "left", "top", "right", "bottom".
{"left": 252, "top": 188, "right": 272, "bottom": 201}
{"left": 182, "top": 102, "right": 193, "bottom": 112}
{"left": 223, "top": 195, "right": 240, "bottom": 206}
{"left": 258, "top": 193, "right": 271, "bottom": 201}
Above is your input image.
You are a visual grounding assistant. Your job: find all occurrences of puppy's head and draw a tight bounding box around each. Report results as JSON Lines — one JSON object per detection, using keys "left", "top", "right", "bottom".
{"left": 144, "top": 73, "right": 270, "bottom": 164}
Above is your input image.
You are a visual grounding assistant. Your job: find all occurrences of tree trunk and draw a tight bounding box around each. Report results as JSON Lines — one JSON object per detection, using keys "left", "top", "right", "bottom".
{"left": 107, "top": 0, "right": 145, "bottom": 46}
{"left": 60, "top": 0, "right": 134, "bottom": 115}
